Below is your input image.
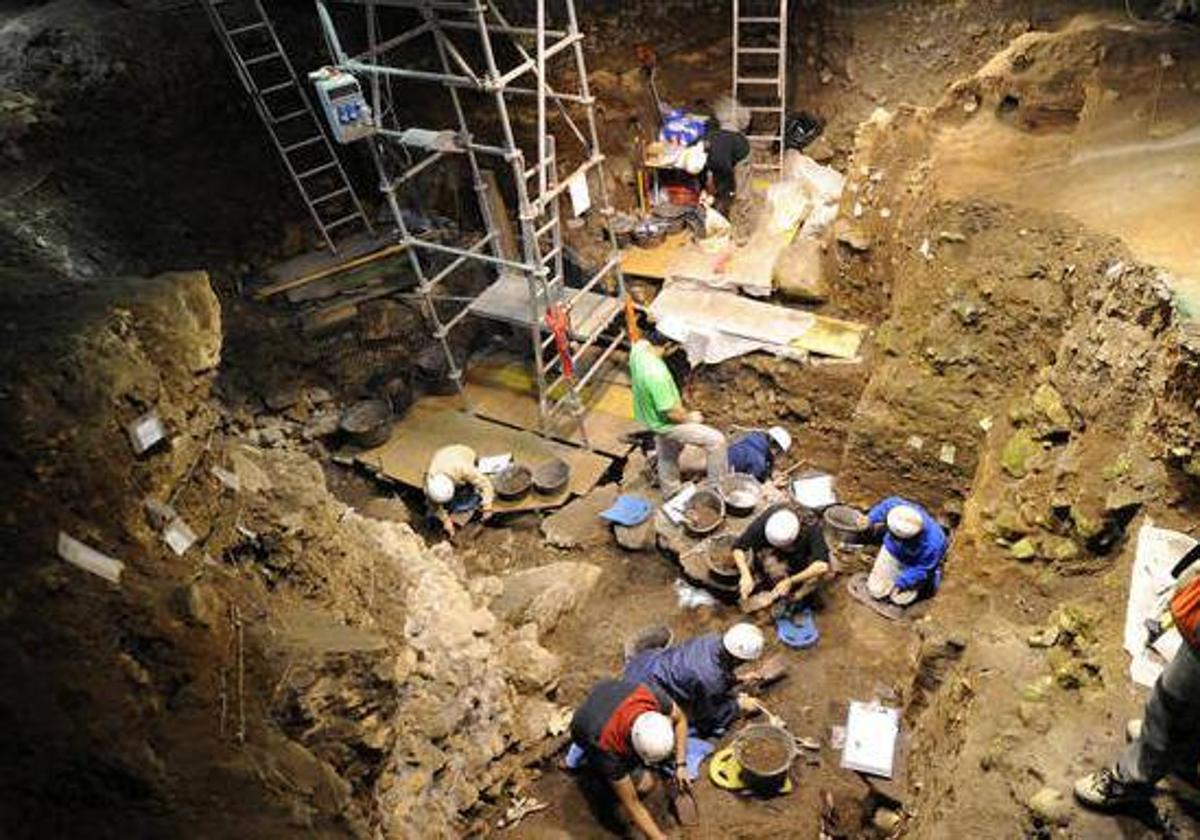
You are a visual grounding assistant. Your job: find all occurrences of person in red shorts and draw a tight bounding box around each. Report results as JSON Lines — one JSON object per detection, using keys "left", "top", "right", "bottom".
{"left": 570, "top": 678, "right": 690, "bottom": 840}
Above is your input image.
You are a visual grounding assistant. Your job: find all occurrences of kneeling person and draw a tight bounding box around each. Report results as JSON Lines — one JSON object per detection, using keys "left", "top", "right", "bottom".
{"left": 624, "top": 623, "right": 765, "bottom": 737}
{"left": 570, "top": 679, "right": 689, "bottom": 840}
{"left": 865, "top": 497, "right": 946, "bottom": 605}
{"left": 733, "top": 504, "right": 833, "bottom": 606}
{"left": 424, "top": 444, "right": 494, "bottom": 537}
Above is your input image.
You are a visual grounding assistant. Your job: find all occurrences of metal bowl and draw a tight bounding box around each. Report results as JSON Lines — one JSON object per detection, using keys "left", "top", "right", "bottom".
{"left": 718, "top": 473, "right": 763, "bottom": 516}
{"left": 823, "top": 504, "right": 870, "bottom": 544}
{"left": 493, "top": 464, "right": 533, "bottom": 500}
{"left": 532, "top": 458, "right": 570, "bottom": 495}
{"left": 339, "top": 399, "right": 393, "bottom": 448}
{"left": 683, "top": 489, "right": 726, "bottom": 536}
{"left": 704, "top": 533, "right": 743, "bottom": 583}
{"left": 733, "top": 724, "right": 796, "bottom": 795}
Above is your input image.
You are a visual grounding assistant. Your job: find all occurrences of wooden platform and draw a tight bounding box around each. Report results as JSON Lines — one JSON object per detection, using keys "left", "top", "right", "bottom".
{"left": 620, "top": 233, "right": 692, "bottom": 281}
{"left": 469, "top": 273, "right": 622, "bottom": 340}
{"left": 455, "top": 357, "right": 639, "bottom": 458}
{"left": 255, "top": 230, "right": 405, "bottom": 300}
{"left": 355, "top": 402, "right": 612, "bottom": 514}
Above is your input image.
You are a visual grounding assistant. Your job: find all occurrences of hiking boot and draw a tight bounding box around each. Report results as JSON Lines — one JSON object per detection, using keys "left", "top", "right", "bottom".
{"left": 1073, "top": 767, "right": 1155, "bottom": 809}
{"left": 1126, "top": 718, "right": 1143, "bottom": 742}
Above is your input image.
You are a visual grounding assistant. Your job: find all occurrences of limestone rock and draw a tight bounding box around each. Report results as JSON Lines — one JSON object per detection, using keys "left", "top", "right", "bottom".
{"left": 834, "top": 219, "right": 872, "bottom": 252}
{"left": 172, "top": 581, "right": 222, "bottom": 627}
{"left": 774, "top": 236, "right": 828, "bottom": 303}
{"left": 502, "top": 624, "right": 562, "bottom": 693}
{"left": 1010, "top": 537, "right": 1038, "bottom": 561}
{"left": 540, "top": 486, "right": 619, "bottom": 549}
{"left": 1027, "top": 787, "right": 1071, "bottom": 826}
{"left": 1001, "top": 430, "right": 1041, "bottom": 478}
{"left": 492, "top": 561, "right": 602, "bottom": 632}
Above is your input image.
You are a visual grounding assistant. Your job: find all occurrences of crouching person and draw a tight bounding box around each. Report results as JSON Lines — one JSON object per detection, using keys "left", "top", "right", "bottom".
{"left": 733, "top": 504, "right": 834, "bottom": 608}
{"left": 624, "top": 623, "right": 766, "bottom": 737}
{"left": 865, "top": 497, "right": 947, "bottom": 606}
{"left": 570, "top": 679, "right": 689, "bottom": 840}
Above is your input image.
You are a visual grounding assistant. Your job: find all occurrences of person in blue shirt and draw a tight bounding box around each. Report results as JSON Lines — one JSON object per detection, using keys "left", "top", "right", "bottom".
{"left": 727, "top": 426, "right": 792, "bottom": 482}
{"left": 864, "top": 497, "right": 947, "bottom": 606}
{"left": 622, "top": 623, "right": 765, "bottom": 737}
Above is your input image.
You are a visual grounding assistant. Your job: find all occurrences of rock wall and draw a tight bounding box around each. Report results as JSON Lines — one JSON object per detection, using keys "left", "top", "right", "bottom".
{"left": 0, "top": 271, "right": 569, "bottom": 837}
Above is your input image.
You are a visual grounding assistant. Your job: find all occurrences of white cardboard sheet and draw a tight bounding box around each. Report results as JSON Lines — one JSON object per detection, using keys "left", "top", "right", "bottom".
{"left": 1126, "top": 521, "right": 1194, "bottom": 687}
{"left": 841, "top": 701, "right": 899, "bottom": 778}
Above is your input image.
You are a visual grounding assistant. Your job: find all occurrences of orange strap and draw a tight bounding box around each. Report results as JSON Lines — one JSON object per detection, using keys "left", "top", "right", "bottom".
{"left": 624, "top": 295, "right": 642, "bottom": 343}
{"left": 544, "top": 304, "right": 574, "bottom": 379}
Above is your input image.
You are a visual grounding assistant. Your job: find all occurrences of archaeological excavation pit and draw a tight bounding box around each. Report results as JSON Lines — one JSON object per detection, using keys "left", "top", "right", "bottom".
{"left": 3, "top": 1, "right": 1200, "bottom": 838}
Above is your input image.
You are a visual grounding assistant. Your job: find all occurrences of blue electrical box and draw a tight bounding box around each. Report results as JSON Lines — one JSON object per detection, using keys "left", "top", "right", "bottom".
{"left": 309, "top": 67, "right": 374, "bottom": 143}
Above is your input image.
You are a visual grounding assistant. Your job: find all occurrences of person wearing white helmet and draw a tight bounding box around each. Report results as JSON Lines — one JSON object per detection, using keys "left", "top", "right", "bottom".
{"left": 727, "top": 425, "right": 792, "bottom": 482}
{"left": 423, "top": 443, "right": 494, "bottom": 537}
{"left": 623, "top": 623, "right": 766, "bottom": 737}
{"left": 732, "top": 503, "right": 833, "bottom": 608}
{"left": 569, "top": 678, "right": 689, "bottom": 840}
{"left": 864, "top": 496, "right": 947, "bottom": 606}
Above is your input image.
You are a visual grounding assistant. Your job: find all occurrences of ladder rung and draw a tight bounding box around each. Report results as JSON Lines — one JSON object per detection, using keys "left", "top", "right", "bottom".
{"left": 737, "top": 17, "right": 780, "bottom": 23}
{"left": 283, "top": 135, "right": 324, "bottom": 154}
{"left": 737, "top": 78, "right": 780, "bottom": 85}
{"left": 536, "top": 217, "right": 558, "bottom": 239}
{"left": 324, "top": 213, "right": 364, "bottom": 231}
{"left": 260, "top": 80, "right": 296, "bottom": 96}
{"left": 736, "top": 47, "right": 782, "bottom": 54}
{"left": 541, "top": 247, "right": 561, "bottom": 264}
{"left": 228, "top": 21, "right": 267, "bottom": 37}
{"left": 297, "top": 161, "right": 336, "bottom": 179}
{"left": 243, "top": 51, "right": 282, "bottom": 67}
{"left": 271, "top": 108, "right": 309, "bottom": 125}
{"left": 747, "top": 134, "right": 783, "bottom": 141}
{"left": 746, "top": 105, "right": 784, "bottom": 112}
{"left": 312, "top": 187, "right": 350, "bottom": 205}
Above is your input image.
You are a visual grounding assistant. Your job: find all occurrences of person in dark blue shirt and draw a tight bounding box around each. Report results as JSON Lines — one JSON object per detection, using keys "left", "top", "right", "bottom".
{"left": 727, "top": 426, "right": 792, "bottom": 482}
{"left": 864, "top": 497, "right": 947, "bottom": 605}
{"left": 623, "top": 623, "right": 765, "bottom": 737}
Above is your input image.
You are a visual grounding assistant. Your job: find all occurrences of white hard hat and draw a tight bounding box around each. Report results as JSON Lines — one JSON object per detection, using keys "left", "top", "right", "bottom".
{"left": 766, "top": 426, "right": 792, "bottom": 453}
{"left": 425, "top": 472, "right": 455, "bottom": 504}
{"left": 630, "top": 711, "right": 675, "bottom": 764}
{"left": 765, "top": 508, "right": 801, "bottom": 548}
{"left": 723, "top": 623, "right": 765, "bottom": 662}
{"left": 886, "top": 505, "right": 924, "bottom": 540}
{"left": 681, "top": 145, "right": 708, "bottom": 175}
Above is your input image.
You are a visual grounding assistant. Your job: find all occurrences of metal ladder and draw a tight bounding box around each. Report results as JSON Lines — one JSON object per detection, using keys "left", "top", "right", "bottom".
{"left": 200, "top": 0, "right": 372, "bottom": 253}
{"left": 733, "top": 0, "right": 789, "bottom": 170}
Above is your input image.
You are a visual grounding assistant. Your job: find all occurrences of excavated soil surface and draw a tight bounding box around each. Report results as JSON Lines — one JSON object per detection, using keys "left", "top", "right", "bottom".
{"left": 5, "top": 2, "right": 1200, "bottom": 839}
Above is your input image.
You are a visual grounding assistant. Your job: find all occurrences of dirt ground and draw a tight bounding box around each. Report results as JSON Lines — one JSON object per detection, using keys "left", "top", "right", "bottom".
{"left": 4, "top": 1, "right": 1200, "bottom": 839}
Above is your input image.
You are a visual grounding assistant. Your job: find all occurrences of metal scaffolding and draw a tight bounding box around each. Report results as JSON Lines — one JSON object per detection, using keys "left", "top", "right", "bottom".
{"left": 315, "top": 0, "right": 628, "bottom": 441}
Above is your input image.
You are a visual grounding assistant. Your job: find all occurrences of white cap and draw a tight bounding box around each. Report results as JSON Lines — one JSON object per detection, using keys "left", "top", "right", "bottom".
{"left": 766, "top": 426, "right": 792, "bottom": 453}
{"left": 630, "top": 711, "right": 675, "bottom": 763}
{"left": 886, "top": 505, "right": 924, "bottom": 540}
{"left": 723, "top": 623, "right": 765, "bottom": 662}
{"left": 765, "top": 508, "right": 801, "bottom": 548}
{"left": 682, "top": 145, "right": 708, "bottom": 175}
{"left": 425, "top": 472, "right": 455, "bottom": 504}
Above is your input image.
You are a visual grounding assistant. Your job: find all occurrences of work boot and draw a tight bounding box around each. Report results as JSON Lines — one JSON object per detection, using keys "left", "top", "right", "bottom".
{"left": 1126, "top": 719, "right": 1143, "bottom": 742}
{"left": 1073, "top": 767, "right": 1155, "bottom": 809}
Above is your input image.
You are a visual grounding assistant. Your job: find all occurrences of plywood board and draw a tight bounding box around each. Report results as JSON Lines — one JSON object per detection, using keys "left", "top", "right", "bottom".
{"left": 619, "top": 233, "right": 691, "bottom": 280}
{"left": 356, "top": 403, "right": 612, "bottom": 514}
{"left": 462, "top": 359, "right": 639, "bottom": 458}
{"left": 256, "top": 230, "right": 405, "bottom": 300}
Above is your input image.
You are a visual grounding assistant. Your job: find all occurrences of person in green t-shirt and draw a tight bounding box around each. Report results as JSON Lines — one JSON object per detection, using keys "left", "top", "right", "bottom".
{"left": 628, "top": 331, "right": 728, "bottom": 495}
